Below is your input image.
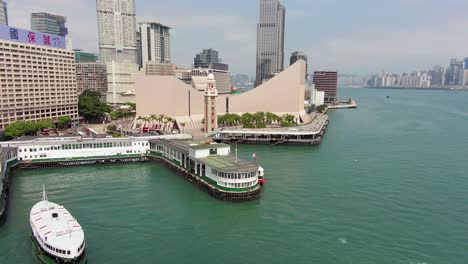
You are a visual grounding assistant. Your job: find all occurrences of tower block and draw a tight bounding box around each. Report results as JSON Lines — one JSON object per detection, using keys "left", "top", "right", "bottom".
{"left": 204, "top": 74, "right": 218, "bottom": 133}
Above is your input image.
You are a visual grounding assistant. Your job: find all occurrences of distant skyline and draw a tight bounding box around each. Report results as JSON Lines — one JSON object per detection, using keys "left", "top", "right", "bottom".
{"left": 6, "top": 0, "right": 468, "bottom": 75}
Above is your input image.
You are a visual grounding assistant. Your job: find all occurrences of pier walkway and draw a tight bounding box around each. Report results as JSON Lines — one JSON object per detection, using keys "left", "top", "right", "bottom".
{"left": 214, "top": 113, "right": 329, "bottom": 145}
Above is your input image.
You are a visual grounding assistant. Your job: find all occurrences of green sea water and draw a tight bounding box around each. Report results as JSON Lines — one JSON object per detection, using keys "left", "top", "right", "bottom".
{"left": 1, "top": 88, "right": 467, "bottom": 264}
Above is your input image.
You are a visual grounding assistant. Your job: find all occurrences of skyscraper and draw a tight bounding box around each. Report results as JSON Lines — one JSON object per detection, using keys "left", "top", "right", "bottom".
{"left": 138, "top": 22, "right": 171, "bottom": 69}
{"left": 194, "top": 48, "right": 219, "bottom": 68}
{"left": 96, "top": 0, "right": 137, "bottom": 64}
{"left": 31, "top": 12, "right": 68, "bottom": 37}
{"left": 448, "top": 58, "right": 463, "bottom": 85}
{"left": 290, "top": 51, "right": 308, "bottom": 78}
{"left": 0, "top": 1, "right": 7, "bottom": 26}
{"left": 256, "top": 0, "right": 285, "bottom": 86}
{"left": 96, "top": 0, "right": 138, "bottom": 104}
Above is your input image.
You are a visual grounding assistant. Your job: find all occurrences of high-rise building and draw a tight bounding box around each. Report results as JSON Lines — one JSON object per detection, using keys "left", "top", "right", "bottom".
{"left": 0, "top": 1, "right": 7, "bottom": 26}
{"left": 0, "top": 25, "right": 78, "bottom": 129}
{"left": 96, "top": 0, "right": 138, "bottom": 104}
{"left": 256, "top": 0, "right": 285, "bottom": 86}
{"left": 448, "top": 58, "right": 463, "bottom": 85}
{"left": 75, "top": 63, "right": 108, "bottom": 101}
{"left": 31, "top": 12, "right": 68, "bottom": 37}
{"left": 138, "top": 22, "right": 171, "bottom": 69}
{"left": 194, "top": 49, "right": 219, "bottom": 68}
{"left": 74, "top": 49, "right": 98, "bottom": 63}
{"left": 463, "top": 57, "right": 468, "bottom": 70}
{"left": 313, "top": 71, "right": 338, "bottom": 103}
{"left": 290, "top": 51, "right": 308, "bottom": 78}
{"left": 96, "top": 0, "right": 137, "bottom": 64}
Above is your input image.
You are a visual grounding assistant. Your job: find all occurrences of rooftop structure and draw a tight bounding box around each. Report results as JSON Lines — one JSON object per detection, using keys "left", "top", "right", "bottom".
{"left": 0, "top": 25, "right": 77, "bottom": 130}
{"left": 31, "top": 12, "right": 68, "bottom": 37}
{"left": 256, "top": 0, "right": 285, "bottom": 86}
{"left": 74, "top": 49, "right": 98, "bottom": 63}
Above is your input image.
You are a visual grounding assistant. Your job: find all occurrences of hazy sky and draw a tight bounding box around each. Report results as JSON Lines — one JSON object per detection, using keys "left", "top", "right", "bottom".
{"left": 7, "top": 0, "right": 468, "bottom": 75}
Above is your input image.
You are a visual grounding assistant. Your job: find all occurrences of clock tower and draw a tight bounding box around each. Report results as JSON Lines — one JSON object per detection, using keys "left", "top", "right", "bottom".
{"left": 204, "top": 74, "right": 218, "bottom": 133}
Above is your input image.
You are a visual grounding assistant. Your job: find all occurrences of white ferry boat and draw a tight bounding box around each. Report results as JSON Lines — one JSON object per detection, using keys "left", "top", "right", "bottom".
{"left": 30, "top": 186, "right": 86, "bottom": 264}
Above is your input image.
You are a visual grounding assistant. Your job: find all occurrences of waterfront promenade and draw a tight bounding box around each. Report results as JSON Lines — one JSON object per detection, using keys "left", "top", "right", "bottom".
{"left": 214, "top": 113, "right": 329, "bottom": 145}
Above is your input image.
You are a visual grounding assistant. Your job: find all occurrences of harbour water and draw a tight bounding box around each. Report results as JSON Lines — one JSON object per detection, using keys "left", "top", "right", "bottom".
{"left": 1, "top": 88, "right": 467, "bottom": 263}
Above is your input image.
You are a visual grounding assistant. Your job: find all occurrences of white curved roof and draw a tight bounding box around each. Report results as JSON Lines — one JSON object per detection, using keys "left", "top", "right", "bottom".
{"left": 30, "top": 201, "right": 85, "bottom": 259}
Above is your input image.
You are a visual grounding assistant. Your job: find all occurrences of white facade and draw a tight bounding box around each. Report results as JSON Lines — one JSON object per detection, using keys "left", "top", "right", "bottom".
{"left": 96, "top": 0, "right": 137, "bottom": 64}
{"left": 2, "top": 135, "right": 191, "bottom": 162}
{"left": 106, "top": 61, "right": 139, "bottom": 104}
{"left": 0, "top": 0, "right": 7, "bottom": 25}
{"left": 311, "top": 88, "right": 325, "bottom": 106}
{"left": 138, "top": 22, "right": 171, "bottom": 69}
{"left": 97, "top": 0, "right": 139, "bottom": 105}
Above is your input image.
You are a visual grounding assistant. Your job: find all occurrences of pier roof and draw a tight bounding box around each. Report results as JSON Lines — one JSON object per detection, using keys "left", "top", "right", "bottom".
{"left": 200, "top": 155, "right": 258, "bottom": 173}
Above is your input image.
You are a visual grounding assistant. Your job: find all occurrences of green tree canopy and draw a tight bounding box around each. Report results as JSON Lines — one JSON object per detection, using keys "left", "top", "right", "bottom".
{"left": 79, "top": 90, "right": 111, "bottom": 121}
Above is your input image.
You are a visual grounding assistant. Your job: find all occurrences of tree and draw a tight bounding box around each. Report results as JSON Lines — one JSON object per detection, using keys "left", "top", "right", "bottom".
{"left": 79, "top": 90, "right": 111, "bottom": 122}
{"left": 241, "top": 113, "right": 254, "bottom": 128}
{"left": 180, "top": 122, "right": 186, "bottom": 132}
{"left": 57, "top": 116, "right": 72, "bottom": 129}
{"left": 281, "top": 114, "right": 296, "bottom": 127}
{"left": 316, "top": 104, "right": 327, "bottom": 113}
{"left": 4, "top": 119, "right": 55, "bottom": 138}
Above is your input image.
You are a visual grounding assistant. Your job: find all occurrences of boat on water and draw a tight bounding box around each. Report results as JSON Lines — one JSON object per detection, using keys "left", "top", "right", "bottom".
{"left": 30, "top": 186, "right": 87, "bottom": 264}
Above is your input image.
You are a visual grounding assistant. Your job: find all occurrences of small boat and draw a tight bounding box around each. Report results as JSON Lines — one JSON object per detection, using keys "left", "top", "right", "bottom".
{"left": 30, "top": 186, "right": 87, "bottom": 264}
{"left": 386, "top": 96, "right": 391, "bottom": 99}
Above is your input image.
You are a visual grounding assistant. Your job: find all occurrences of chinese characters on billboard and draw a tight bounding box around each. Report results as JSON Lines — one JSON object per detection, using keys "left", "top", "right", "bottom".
{"left": 0, "top": 25, "right": 66, "bottom": 49}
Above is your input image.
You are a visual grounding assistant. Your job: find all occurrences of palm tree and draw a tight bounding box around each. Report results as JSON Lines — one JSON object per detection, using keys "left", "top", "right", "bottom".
{"left": 180, "top": 122, "right": 186, "bottom": 133}
{"left": 149, "top": 114, "right": 158, "bottom": 127}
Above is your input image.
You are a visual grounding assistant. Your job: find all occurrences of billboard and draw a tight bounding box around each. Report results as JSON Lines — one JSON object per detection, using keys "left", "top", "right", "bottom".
{"left": 0, "top": 25, "right": 66, "bottom": 49}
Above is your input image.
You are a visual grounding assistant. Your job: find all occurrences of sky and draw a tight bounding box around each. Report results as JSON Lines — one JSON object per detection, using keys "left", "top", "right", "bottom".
{"left": 6, "top": 0, "right": 468, "bottom": 76}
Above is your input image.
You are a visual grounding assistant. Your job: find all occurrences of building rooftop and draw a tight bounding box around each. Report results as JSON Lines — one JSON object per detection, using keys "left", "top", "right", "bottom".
{"left": 152, "top": 139, "right": 230, "bottom": 152}
{"left": 200, "top": 155, "right": 258, "bottom": 173}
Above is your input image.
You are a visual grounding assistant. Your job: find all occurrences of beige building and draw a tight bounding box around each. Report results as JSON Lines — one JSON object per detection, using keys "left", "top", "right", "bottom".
{"left": 136, "top": 60, "right": 310, "bottom": 127}
{"left": 145, "top": 62, "right": 174, "bottom": 76}
{"left": 76, "top": 63, "right": 107, "bottom": 100}
{"left": 0, "top": 36, "right": 78, "bottom": 129}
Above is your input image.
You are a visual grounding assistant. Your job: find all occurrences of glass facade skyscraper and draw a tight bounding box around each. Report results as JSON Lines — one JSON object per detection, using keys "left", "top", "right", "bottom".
{"left": 31, "top": 12, "right": 68, "bottom": 37}
{"left": 194, "top": 49, "right": 219, "bottom": 68}
{"left": 256, "top": 0, "right": 285, "bottom": 86}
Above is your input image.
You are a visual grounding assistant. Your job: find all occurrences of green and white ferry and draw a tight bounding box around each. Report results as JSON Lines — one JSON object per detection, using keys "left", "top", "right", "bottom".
{"left": 30, "top": 186, "right": 86, "bottom": 264}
